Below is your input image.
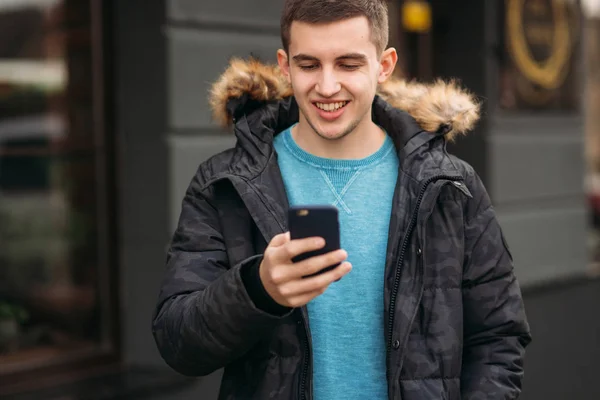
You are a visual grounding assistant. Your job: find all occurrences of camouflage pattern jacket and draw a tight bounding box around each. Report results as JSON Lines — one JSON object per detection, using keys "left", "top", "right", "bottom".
{"left": 152, "top": 59, "right": 531, "bottom": 400}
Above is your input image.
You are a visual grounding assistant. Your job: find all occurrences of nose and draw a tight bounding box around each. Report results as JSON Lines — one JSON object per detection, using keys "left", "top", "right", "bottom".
{"left": 316, "top": 68, "right": 341, "bottom": 98}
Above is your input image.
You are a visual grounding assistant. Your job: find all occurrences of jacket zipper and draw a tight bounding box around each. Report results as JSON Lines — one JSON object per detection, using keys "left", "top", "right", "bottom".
{"left": 299, "top": 308, "right": 310, "bottom": 400}
{"left": 300, "top": 330, "right": 309, "bottom": 400}
{"left": 386, "top": 175, "right": 463, "bottom": 353}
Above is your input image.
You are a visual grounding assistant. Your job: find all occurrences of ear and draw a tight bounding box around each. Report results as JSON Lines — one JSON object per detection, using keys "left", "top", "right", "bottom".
{"left": 277, "top": 49, "right": 291, "bottom": 84}
{"left": 378, "top": 47, "right": 398, "bottom": 84}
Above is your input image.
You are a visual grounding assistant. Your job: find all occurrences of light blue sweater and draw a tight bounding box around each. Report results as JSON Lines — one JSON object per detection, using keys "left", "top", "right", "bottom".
{"left": 274, "top": 125, "right": 399, "bottom": 399}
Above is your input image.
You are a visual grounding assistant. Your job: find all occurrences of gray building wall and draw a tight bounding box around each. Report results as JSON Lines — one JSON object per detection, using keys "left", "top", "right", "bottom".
{"left": 114, "top": 1, "right": 599, "bottom": 399}
{"left": 490, "top": 116, "right": 588, "bottom": 285}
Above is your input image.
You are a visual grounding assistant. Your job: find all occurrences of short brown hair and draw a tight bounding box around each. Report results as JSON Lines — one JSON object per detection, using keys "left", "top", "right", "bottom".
{"left": 281, "top": 0, "right": 389, "bottom": 55}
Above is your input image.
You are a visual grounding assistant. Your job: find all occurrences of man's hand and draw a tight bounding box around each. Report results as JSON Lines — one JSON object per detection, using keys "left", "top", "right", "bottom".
{"left": 259, "top": 232, "right": 352, "bottom": 308}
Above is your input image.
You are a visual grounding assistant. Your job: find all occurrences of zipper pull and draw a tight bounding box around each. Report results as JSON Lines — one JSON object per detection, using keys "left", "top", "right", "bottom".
{"left": 451, "top": 181, "right": 472, "bottom": 198}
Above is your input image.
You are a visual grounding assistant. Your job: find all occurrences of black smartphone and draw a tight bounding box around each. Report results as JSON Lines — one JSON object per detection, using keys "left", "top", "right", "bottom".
{"left": 288, "top": 205, "right": 341, "bottom": 278}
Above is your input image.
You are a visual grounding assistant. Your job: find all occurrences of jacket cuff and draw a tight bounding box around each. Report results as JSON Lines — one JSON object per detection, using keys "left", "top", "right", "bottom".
{"left": 240, "top": 255, "right": 292, "bottom": 316}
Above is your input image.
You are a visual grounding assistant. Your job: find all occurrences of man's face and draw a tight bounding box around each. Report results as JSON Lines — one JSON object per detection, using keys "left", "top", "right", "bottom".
{"left": 278, "top": 16, "right": 396, "bottom": 141}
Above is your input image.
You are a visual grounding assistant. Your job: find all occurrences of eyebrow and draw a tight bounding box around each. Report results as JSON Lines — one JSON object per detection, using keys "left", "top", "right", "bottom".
{"left": 292, "top": 53, "right": 368, "bottom": 63}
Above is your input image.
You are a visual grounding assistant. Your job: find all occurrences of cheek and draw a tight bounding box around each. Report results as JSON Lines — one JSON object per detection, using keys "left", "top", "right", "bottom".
{"left": 344, "top": 77, "right": 376, "bottom": 100}
{"left": 290, "top": 74, "right": 314, "bottom": 96}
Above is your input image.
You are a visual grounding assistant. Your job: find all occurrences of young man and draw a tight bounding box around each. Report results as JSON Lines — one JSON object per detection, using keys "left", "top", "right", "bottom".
{"left": 153, "top": 1, "right": 531, "bottom": 399}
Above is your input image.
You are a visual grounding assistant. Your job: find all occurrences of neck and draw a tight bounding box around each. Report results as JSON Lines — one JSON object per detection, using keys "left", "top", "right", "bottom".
{"left": 291, "top": 115, "right": 386, "bottom": 159}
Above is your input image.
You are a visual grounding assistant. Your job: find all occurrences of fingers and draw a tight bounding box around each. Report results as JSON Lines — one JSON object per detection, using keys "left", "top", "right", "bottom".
{"left": 269, "top": 232, "right": 290, "bottom": 247}
{"left": 270, "top": 236, "right": 326, "bottom": 263}
{"left": 298, "top": 261, "right": 352, "bottom": 292}
{"left": 276, "top": 262, "right": 352, "bottom": 306}
{"left": 262, "top": 232, "right": 352, "bottom": 308}
{"left": 289, "top": 249, "right": 348, "bottom": 278}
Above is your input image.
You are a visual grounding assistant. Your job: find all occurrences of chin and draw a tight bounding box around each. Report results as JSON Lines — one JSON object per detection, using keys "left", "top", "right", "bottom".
{"left": 317, "top": 129, "right": 349, "bottom": 141}
{"left": 316, "top": 120, "right": 359, "bottom": 140}
{"left": 308, "top": 122, "right": 342, "bottom": 139}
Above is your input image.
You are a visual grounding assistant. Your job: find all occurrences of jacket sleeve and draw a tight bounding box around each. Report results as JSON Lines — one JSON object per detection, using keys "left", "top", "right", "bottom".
{"left": 152, "top": 170, "right": 291, "bottom": 377}
{"left": 460, "top": 173, "right": 532, "bottom": 399}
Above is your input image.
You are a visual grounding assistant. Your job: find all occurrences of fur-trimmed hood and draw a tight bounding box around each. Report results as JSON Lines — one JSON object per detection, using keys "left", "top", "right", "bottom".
{"left": 209, "top": 58, "right": 481, "bottom": 141}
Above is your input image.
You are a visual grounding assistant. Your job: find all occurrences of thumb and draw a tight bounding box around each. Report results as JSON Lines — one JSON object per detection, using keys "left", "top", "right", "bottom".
{"left": 269, "top": 232, "right": 290, "bottom": 247}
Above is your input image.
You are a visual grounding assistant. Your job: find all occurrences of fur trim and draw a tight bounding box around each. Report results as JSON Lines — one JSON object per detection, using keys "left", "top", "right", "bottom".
{"left": 377, "top": 78, "right": 481, "bottom": 140}
{"left": 209, "top": 58, "right": 480, "bottom": 141}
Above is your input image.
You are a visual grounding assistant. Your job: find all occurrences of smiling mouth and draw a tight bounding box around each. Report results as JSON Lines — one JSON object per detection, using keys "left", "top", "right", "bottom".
{"left": 314, "top": 101, "right": 349, "bottom": 112}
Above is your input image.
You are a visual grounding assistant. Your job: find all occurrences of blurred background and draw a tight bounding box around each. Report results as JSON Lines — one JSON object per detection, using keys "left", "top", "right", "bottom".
{"left": 0, "top": 0, "right": 598, "bottom": 399}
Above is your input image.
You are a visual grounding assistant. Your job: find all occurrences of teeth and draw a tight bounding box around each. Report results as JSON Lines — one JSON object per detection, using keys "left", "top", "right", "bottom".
{"left": 316, "top": 102, "right": 347, "bottom": 111}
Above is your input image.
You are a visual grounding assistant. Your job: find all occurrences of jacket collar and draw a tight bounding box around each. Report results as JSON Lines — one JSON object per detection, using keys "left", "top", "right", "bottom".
{"left": 236, "top": 95, "right": 423, "bottom": 153}
{"left": 208, "top": 58, "right": 481, "bottom": 179}
{"left": 210, "top": 58, "right": 481, "bottom": 142}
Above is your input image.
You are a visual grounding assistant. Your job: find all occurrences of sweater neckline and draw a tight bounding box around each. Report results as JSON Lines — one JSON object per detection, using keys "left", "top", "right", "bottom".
{"left": 280, "top": 124, "right": 395, "bottom": 171}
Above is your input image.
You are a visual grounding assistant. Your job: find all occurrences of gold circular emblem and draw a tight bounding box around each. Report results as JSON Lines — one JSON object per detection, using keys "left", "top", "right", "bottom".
{"left": 507, "top": 0, "right": 572, "bottom": 90}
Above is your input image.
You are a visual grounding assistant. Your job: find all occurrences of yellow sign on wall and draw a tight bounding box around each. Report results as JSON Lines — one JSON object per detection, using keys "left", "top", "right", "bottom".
{"left": 507, "top": 0, "right": 572, "bottom": 90}
{"left": 500, "top": 0, "right": 580, "bottom": 110}
{"left": 402, "top": 1, "right": 432, "bottom": 33}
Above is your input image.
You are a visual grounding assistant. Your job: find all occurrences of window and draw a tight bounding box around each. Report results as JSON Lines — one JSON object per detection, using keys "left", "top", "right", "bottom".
{"left": 498, "top": 0, "right": 581, "bottom": 112}
{"left": 0, "top": 0, "right": 117, "bottom": 393}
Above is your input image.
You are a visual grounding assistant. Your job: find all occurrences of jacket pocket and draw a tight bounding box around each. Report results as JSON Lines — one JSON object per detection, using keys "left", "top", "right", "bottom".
{"left": 402, "top": 287, "right": 463, "bottom": 380}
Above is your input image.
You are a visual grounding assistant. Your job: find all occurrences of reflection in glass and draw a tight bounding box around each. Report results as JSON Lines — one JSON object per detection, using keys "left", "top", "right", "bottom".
{"left": 0, "top": 0, "right": 101, "bottom": 372}
{"left": 498, "top": 0, "right": 581, "bottom": 111}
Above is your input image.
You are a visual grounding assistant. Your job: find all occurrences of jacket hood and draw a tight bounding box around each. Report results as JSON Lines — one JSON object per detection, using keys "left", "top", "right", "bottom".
{"left": 209, "top": 58, "right": 481, "bottom": 141}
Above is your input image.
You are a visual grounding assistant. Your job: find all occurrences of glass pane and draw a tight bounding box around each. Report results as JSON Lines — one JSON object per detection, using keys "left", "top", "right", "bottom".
{"left": 585, "top": 11, "right": 600, "bottom": 270}
{"left": 0, "top": 0, "right": 102, "bottom": 371}
{"left": 498, "top": 0, "right": 581, "bottom": 111}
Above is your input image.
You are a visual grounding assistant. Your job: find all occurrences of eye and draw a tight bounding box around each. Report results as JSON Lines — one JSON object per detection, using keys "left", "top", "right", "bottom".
{"left": 299, "top": 64, "right": 318, "bottom": 71}
{"left": 341, "top": 64, "right": 360, "bottom": 71}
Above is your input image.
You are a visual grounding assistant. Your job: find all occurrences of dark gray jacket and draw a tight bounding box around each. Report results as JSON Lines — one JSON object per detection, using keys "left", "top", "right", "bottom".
{"left": 152, "top": 59, "right": 531, "bottom": 400}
